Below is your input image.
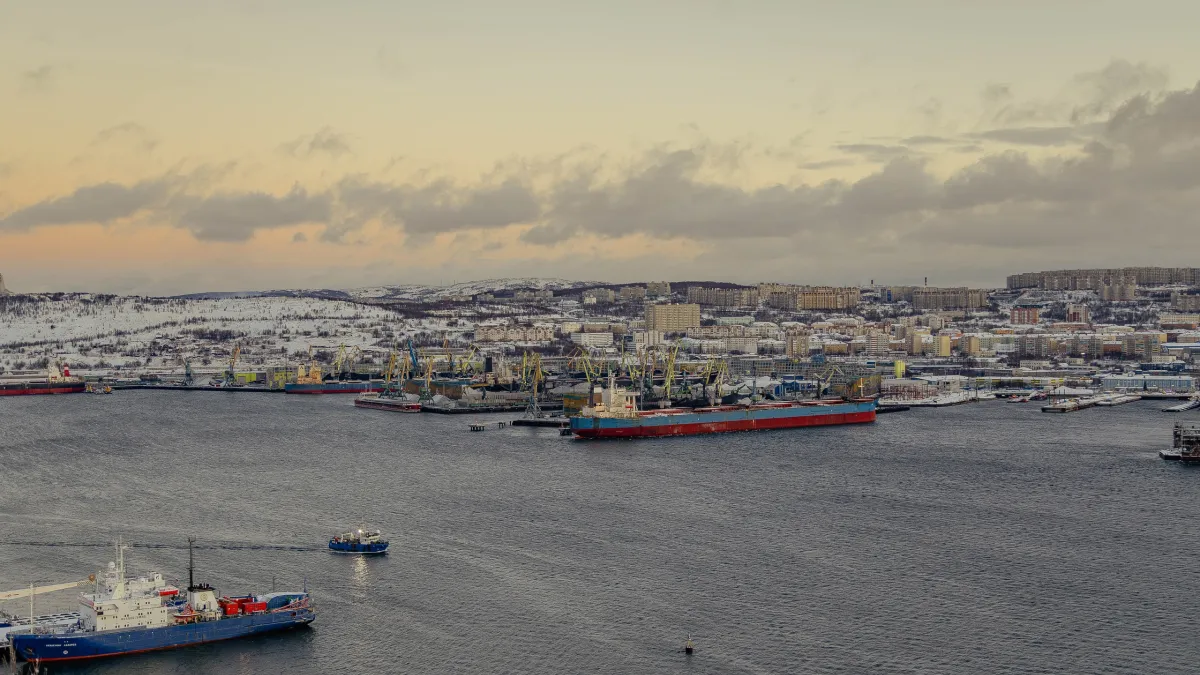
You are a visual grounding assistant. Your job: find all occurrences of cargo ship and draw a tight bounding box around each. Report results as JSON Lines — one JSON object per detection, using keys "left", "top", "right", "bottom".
{"left": 11, "top": 540, "right": 314, "bottom": 663}
{"left": 0, "top": 364, "right": 84, "bottom": 396}
{"left": 571, "top": 376, "right": 876, "bottom": 439}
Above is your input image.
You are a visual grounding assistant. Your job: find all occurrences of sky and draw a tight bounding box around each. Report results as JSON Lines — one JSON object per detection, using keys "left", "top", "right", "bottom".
{"left": 3, "top": 0, "right": 1200, "bottom": 295}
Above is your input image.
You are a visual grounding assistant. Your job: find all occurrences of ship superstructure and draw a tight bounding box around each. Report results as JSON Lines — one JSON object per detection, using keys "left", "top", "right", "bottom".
{"left": 1161, "top": 423, "right": 1200, "bottom": 461}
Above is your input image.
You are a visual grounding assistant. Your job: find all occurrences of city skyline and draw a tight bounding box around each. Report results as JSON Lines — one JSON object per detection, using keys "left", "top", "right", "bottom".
{"left": 4, "top": 1, "right": 1200, "bottom": 294}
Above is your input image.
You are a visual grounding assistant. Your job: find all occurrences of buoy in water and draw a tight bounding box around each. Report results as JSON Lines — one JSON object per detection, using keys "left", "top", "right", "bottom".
{"left": 683, "top": 636, "right": 694, "bottom": 654}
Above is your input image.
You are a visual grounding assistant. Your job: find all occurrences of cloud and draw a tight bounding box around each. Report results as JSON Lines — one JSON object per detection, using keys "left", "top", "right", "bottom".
{"left": 92, "top": 122, "right": 159, "bottom": 153}
{"left": 278, "top": 126, "right": 353, "bottom": 159}
{"left": 176, "top": 186, "right": 332, "bottom": 241}
{"left": 800, "top": 158, "right": 858, "bottom": 170}
{"left": 0, "top": 180, "right": 173, "bottom": 231}
{"left": 329, "top": 176, "right": 541, "bottom": 242}
{"left": 21, "top": 65, "right": 56, "bottom": 91}
{"left": 967, "top": 126, "right": 1079, "bottom": 147}
{"left": 1070, "top": 59, "right": 1170, "bottom": 123}
{"left": 901, "top": 135, "right": 954, "bottom": 146}
{"left": 6, "top": 64, "right": 1200, "bottom": 285}
{"left": 834, "top": 143, "right": 914, "bottom": 162}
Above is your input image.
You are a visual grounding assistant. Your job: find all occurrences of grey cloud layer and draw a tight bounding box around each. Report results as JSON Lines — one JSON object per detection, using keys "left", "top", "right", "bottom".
{"left": 3, "top": 74, "right": 1198, "bottom": 262}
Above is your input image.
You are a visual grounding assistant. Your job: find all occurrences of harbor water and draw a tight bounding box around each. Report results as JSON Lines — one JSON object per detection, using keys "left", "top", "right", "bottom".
{"left": 1, "top": 392, "right": 1199, "bottom": 673}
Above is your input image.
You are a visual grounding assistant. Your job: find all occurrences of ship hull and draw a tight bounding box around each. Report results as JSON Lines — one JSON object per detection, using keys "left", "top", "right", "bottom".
{"left": 353, "top": 397, "right": 421, "bottom": 412}
{"left": 284, "top": 381, "right": 384, "bottom": 395}
{"left": 12, "top": 608, "right": 314, "bottom": 662}
{"left": 572, "top": 400, "right": 876, "bottom": 439}
{"left": 0, "top": 382, "right": 85, "bottom": 396}
{"left": 328, "top": 541, "right": 389, "bottom": 554}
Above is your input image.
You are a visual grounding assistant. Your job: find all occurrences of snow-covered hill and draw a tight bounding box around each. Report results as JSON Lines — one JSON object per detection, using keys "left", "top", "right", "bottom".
{"left": 172, "top": 278, "right": 605, "bottom": 303}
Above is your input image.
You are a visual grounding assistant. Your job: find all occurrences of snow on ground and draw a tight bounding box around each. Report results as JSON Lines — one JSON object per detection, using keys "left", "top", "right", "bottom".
{"left": 0, "top": 294, "right": 469, "bottom": 375}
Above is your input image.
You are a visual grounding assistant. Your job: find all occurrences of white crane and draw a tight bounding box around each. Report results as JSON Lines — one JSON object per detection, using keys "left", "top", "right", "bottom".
{"left": 0, "top": 577, "right": 93, "bottom": 602}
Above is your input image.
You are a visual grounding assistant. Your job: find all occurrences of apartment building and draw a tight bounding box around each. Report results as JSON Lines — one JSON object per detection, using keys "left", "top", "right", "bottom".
{"left": 761, "top": 285, "right": 861, "bottom": 310}
{"left": 473, "top": 324, "right": 555, "bottom": 342}
{"left": 910, "top": 287, "right": 989, "bottom": 310}
{"left": 645, "top": 303, "right": 701, "bottom": 332}
{"left": 686, "top": 286, "right": 759, "bottom": 308}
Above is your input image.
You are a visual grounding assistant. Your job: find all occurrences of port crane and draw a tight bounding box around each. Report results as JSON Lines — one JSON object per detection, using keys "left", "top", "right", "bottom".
{"left": 418, "top": 358, "right": 436, "bottom": 402}
{"left": 223, "top": 345, "right": 242, "bottom": 386}
{"left": 520, "top": 352, "right": 547, "bottom": 418}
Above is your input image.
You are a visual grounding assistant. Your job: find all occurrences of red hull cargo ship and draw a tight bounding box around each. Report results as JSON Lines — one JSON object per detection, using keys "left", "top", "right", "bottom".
{"left": 0, "top": 365, "right": 85, "bottom": 396}
{"left": 571, "top": 376, "right": 876, "bottom": 439}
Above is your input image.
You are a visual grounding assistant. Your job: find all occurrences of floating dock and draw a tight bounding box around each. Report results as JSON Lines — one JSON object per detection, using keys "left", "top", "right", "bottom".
{"left": 424, "top": 402, "right": 564, "bottom": 415}
{"left": 511, "top": 417, "right": 571, "bottom": 428}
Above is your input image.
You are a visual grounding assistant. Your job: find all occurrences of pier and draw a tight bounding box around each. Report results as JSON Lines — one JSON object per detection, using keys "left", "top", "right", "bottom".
{"left": 110, "top": 384, "right": 285, "bottom": 393}
{"left": 423, "top": 402, "right": 564, "bottom": 415}
{"left": 1042, "top": 393, "right": 1142, "bottom": 413}
{"left": 1164, "top": 398, "right": 1200, "bottom": 412}
{"left": 511, "top": 417, "right": 571, "bottom": 428}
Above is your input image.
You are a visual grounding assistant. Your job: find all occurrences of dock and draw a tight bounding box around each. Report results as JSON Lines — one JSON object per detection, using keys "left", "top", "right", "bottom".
{"left": 876, "top": 405, "right": 910, "bottom": 414}
{"left": 511, "top": 417, "right": 571, "bottom": 428}
{"left": 424, "top": 403, "right": 565, "bottom": 415}
{"left": 1042, "top": 393, "right": 1141, "bottom": 413}
{"left": 1094, "top": 394, "right": 1142, "bottom": 407}
{"left": 468, "top": 422, "right": 509, "bottom": 432}
{"left": 1042, "top": 398, "right": 1097, "bottom": 413}
{"left": 110, "top": 384, "right": 284, "bottom": 393}
{"left": 1164, "top": 398, "right": 1200, "bottom": 412}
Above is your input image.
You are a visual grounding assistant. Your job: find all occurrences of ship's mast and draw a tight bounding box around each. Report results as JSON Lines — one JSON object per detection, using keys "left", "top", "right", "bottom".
{"left": 187, "top": 537, "right": 195, "bottom": 590}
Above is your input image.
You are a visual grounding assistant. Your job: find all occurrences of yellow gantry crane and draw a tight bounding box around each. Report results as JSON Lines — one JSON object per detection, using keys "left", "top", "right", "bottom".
{"left": 520, "top": 351, "right": 547, "bottom": 418}
{"left": 223, "top": 345, "right": 242, "bottom": 386}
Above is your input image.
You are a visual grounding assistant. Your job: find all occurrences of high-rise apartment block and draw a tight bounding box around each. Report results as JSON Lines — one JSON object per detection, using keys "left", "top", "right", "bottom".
{"left": 686, "top": 286, "right": 759, "bottom": 308}
{"left": 760, "top": 284, "right": 860, "bottom": 310}
{"left": 645, "top": 303, "right": 701, "bottom": 332}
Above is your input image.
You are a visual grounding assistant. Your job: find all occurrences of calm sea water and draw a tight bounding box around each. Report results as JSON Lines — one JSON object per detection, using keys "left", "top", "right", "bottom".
{"left": 1, "top": 392, "right": 1198, "bottom": 674}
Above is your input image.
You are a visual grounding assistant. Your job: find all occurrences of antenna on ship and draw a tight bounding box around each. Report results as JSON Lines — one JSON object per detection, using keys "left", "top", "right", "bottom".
{"left": 187, "top": 537, "right": 195, "bottom": 591}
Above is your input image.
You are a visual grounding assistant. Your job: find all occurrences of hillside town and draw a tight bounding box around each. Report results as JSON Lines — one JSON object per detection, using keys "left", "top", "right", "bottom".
{"left": 1, "top": 267, "right": 1199, "bottom": 406}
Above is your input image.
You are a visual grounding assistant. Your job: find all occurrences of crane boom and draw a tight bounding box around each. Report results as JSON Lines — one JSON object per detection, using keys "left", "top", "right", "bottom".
{"left": 0, "top": 578, "right": 91, "bottom": 602}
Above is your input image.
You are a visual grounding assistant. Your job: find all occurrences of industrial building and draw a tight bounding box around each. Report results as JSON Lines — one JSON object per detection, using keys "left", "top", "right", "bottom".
{"left": 1101, "top": 373, "right": 1195, "bottom": 392}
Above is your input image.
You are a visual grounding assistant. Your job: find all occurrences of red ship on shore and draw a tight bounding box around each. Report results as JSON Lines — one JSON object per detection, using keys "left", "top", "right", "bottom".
{"left": 0, "top": 364, "right": 85, "bottom": 396}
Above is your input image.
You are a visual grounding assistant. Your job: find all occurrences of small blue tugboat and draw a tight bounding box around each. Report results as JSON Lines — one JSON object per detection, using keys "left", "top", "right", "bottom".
{"left": 328, "top": 529, "right": 389, "bottom": 554}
